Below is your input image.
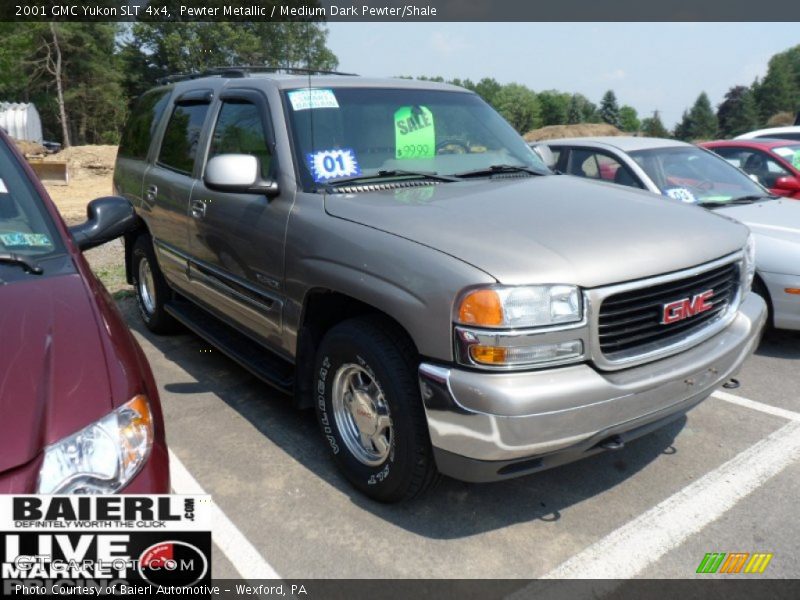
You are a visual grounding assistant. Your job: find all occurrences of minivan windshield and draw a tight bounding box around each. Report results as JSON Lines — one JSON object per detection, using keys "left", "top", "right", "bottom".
{"left": 0, "top": 139, "right": 63, "bottom": 258}
{"left": 283, "top": 86, "right": 548, "bottom": 190}
{"left": 629, "top": 146, "right": 770, "bottom": 206}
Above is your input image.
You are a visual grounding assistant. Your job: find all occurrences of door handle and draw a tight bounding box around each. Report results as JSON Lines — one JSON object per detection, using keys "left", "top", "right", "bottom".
{"left": 191, "top": 200, "right": 207, "bottom": 219}
{"left": 144, "top": 184, "right": 157, "bottom": 203}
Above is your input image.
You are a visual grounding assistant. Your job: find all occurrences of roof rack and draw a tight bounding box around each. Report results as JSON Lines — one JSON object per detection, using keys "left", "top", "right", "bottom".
{"left": 156, "top": 66, "right": 359, "bottom": 85}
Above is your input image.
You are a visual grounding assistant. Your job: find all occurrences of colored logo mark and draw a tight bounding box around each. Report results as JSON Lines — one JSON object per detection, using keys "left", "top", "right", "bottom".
{"left": 696, "top": 552, "right": 773, "bottom": 574}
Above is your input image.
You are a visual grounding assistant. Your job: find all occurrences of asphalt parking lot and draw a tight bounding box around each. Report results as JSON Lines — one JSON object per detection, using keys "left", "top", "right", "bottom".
{"left": 117, "top": 297, "right": 800, "bottom": 580}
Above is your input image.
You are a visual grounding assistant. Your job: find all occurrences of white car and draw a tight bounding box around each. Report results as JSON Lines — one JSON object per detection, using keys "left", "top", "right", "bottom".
{"left": 539, "top": 136, "right": 800, "bottom": 331}
{"left": 735, "top": 126, "right": 800, "bottom": 142}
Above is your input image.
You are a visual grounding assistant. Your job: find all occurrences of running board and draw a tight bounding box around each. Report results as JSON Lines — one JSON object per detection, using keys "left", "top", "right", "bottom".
{"left": 165, "top": 300, "right": 294, "bottom": 395}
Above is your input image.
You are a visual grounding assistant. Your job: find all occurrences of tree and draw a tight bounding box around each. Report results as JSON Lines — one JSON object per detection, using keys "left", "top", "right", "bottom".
{"left": 125, "top": 22, "right": 337, "bottom": 96}
{"left": 641, "top": 111, "right": 669, "bottom": 138}
{"left": 537, "top": 90, "right": 570, "bottom": 126}
{"left": 599, "top": 90, "right": 621, "bottom": 128}
{"left": 473, "top": 77, "right": 502, "bottom": 108}
{"left": 673, "top": 110, "right": 692, "bottom": 141}
{"left": 494, "top": 83, "right": 541, "bottom": 133}
{"left": 675, "top": 92, "right": 718, "bottom": 141}
{"left": 619, "top": 105, "right": 640, "bottom": 132}
{"left": 567, "top": 93, "right": 598, "bottom": 124}
{"left": 753, "top": 57, "right": 798, "bottom": 122}
{"left": 717, "top": 86, "right": 760, "bottom": 138}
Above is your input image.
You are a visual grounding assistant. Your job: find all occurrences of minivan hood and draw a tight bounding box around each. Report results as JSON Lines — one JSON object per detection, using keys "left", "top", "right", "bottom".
{"left": 715, "top": 199, "right": 800, "bottom": 243}
{"left": 325, "top": 176, "right": 747, "bottom": 287}
{"left": 0, "top": 272, "right": 112, "bottom": 474}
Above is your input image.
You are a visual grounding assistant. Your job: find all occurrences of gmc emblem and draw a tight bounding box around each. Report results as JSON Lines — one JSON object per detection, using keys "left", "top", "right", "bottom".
{"left": 662, "top": 290, "right": 715, "bottom": 324}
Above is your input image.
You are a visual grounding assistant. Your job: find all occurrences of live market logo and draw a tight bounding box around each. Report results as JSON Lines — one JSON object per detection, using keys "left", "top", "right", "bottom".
{"left": 0, "top": 495, "right": 211, "bottom": 595}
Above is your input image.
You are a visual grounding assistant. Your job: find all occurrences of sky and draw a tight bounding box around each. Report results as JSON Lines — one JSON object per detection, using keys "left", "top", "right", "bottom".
{"left": 326, "top": 23, "right": 799, "bottom": 128}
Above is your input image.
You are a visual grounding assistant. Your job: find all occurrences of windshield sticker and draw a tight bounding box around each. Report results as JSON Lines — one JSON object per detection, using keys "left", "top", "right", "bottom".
{"left": 394, "top": 106, "right": 435, "bottom": 159}
{"left": 793, "top": 152, "right": 800, "bottom": 170}
{"left": 664, "top": 187, "right": 696, "bottom": 203}
{"left": 288, "top": 89, "right": 339, "bottom": 111}
{"left": 0, "top": 178, "right": 7, "bottom": 194}
{"left": 307, "top": 148, "right": 361, "bottom": 182}
{"left": 0, "top": 232, "right": 52, "bottom": 248}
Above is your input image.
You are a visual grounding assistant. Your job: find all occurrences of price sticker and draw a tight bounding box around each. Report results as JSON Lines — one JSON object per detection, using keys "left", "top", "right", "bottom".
{"left": 394, "top": 106, "right": 435, "bottom": 159}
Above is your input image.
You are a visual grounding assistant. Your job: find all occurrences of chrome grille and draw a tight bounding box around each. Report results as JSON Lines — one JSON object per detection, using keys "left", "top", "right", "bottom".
{"left": 598, "top": 262, "right": 740, "bottom": 360}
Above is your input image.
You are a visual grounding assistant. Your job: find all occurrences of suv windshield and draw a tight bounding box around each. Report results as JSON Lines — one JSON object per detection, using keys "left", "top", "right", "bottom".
{"left": 283, "top": 86, "right": 548, "bottom": 190}
{"left": 629, "top": 146, "right": 769, "bottom": 206}
{"left": 0, "top": 139, "right": 64, "bottom": 258}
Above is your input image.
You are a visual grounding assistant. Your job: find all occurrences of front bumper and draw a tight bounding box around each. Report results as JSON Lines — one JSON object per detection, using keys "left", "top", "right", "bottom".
{"left": 418, "top": 293, "right": 766, "bottom": 483}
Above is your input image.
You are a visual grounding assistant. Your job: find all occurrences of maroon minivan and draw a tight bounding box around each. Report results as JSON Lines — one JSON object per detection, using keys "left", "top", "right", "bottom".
{"left": 0, "top": 129, "right": 169, "bottom": 493}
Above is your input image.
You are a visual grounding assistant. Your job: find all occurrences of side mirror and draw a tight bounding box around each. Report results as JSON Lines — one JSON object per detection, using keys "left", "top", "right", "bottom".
{"left": 69, "top": 196, "right": 138, "bottom": 251}
{"left": 204, "top": 154, "right": 279, "bottom": 197}
{"left": 774, "top": 176, "right": 800, "bottom": 192}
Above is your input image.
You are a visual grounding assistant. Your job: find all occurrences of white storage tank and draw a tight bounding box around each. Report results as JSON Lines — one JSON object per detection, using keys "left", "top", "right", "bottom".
{"left": 0, "top": 102, "right": 43, "bottom": 143}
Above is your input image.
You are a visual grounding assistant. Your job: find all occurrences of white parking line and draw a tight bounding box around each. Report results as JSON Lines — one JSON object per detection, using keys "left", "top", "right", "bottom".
{"left": 539, "top": 419, "right": 800, "bottom": 580}
{"left": 169, "top": 449, "right": 281, "bottom": 580}
{"left": 712, "top": 390, "right": 800, "bottom": 422}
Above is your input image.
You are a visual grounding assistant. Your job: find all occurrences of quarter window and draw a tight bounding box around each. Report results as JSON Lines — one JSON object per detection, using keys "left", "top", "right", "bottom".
{"left": 208, "top": 101, "right": 272, "bottom": 178}
{"left": 566, "top": 149, "right": 642, "bottom": 188}
{"left": 158, "top": 103, "right": 211, "bottom": 174}
{"left": 118, "top": 89, "right": 170, "bottom": 160}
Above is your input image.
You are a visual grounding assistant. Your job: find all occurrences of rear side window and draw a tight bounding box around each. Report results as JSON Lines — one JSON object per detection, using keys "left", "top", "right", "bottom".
{"left": 158, "top": 103, "right": 211, "bottom": 174}
{"left": 208, "top": 101, "right": 272, "bottom": 178}
{"left": 118, "top": 89, "right": 170, "bottom": 160}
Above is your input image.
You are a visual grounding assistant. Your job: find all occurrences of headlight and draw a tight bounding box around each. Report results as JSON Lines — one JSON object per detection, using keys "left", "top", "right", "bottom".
{"left": 456, "top": 285, "right": 582, "bottom": 329}
{"left": 37, "top": 395, "right": 153, "bottom": 494}
{"left": 743, "top": 233, "right": 756, "bottom": 293}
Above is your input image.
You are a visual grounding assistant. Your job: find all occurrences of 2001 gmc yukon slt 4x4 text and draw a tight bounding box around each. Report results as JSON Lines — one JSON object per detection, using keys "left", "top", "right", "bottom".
{"left": 113, "top": 68, "right": 766, "bottom": 502}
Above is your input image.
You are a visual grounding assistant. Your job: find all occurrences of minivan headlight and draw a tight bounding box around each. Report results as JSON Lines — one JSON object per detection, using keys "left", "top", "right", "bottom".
{"left": 456, "top": 285, "right": 582, "bottom": 329}
{"left": 37, "top": 395, "right": 153, "bottom": 494}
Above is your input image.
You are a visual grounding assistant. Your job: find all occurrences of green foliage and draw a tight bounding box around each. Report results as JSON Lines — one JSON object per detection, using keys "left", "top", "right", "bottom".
{"left": 717, "top": 86, "right": 760, "bottom": 138}
{"left": 537, "top": 90, "right": 571, "bottom": 126}
{"left": 753, "top": 56, "right": 798, "bottom": 122}
{"left": 473, "top": 78, "right": 502, "bottom": 107}
{"left": 494, "top": 83, "right": 541, "bottom": 133}
{"left": 566, "top": 93, "right": 598, "bottom": 124}
{"left": 675, "top": 92, "right": 717, "bottom": 141}
{"left": 641, "top": 111, "right": 670, "bottom": 138}
{"left": 599, "top": 90, "right": 621, "bottom": 128}
{"left": 0, "top": 21, "right": 338, "bottom": 145}
{"left": 619, "top": 105, "right": 640, "bottom": 132}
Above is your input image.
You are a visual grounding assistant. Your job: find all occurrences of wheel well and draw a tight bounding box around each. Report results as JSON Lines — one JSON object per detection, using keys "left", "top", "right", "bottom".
{"left": 294, "top": 290, "right": 419, "bottom": 409}
{"left": 124, "top": 225, "right": 150, "bottom": 285}
{"left": 752, "top": 274, "right": 774, "bottom": 328}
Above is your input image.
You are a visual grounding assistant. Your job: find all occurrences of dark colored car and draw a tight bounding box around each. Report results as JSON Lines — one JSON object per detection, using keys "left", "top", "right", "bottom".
{"left": 702, "top": 139, "right": 800, "bottom": 199}
{"left": 0, "top": 129, "right": 169, "bottom": 493}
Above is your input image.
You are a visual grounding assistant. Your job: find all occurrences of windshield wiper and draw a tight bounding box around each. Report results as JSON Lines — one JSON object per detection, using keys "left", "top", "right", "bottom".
{"left": 325, "top": 169, "right": 460, "bottom": 188}
{"left": 453, "top": 164, "right": 547, "bottom": 178}
{"left": 0, "top": 252, "right": 43, "bottom": 274}
{"left": 697, "top": 194, "right": 778, "bottom": 208}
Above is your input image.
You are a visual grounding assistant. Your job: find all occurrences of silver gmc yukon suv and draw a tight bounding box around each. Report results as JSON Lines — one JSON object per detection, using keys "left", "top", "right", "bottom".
{"left": 113, "top": 68, "right": 766, "bottom": 502}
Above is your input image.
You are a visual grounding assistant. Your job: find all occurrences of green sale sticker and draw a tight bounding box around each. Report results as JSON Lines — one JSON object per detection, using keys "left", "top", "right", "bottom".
{"left": 394, "top": 106, "right": 435, "bottom": 159}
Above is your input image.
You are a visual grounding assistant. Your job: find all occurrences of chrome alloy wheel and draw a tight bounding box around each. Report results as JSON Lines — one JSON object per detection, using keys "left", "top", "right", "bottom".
{"left": 138, "top": 257, "right": 157, "bottom": 315}
{"left": 331, "top": 363, "right": 394, "bottom": 466}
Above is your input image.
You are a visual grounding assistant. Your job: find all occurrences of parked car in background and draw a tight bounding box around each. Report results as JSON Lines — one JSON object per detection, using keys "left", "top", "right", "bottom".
{"left": 113, "top": 69, "right": 764, "bottom": 502}
{"left": 0, "top": 129, "right": 169, "bottom": 493}
{"left": 701, "top": 139, "right": 800, "bottom": 199}
{"left": 735, "top": 126, "right": 800, "bottom": 142}
{"left": 542, "top": 137, "right": 800, "bottom": 331}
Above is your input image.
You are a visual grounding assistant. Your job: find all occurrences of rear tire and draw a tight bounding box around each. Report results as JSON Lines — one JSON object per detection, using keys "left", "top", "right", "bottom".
{"left": 314, "top": 316, "right": 439, "bottom": 502}
{"left": 131, "top": 235, "right": 178, "bottom": 334}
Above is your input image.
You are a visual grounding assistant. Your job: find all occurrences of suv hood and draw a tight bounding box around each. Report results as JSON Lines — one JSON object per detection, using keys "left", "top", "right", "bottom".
{"left": 0, "top": 272, "right": 113, "bottom": 474}
{"left": 716, "top": 199, "right": 800, "bottom": 243}
{"left": 325, "top": 176, "right": 747, "bottom": 287}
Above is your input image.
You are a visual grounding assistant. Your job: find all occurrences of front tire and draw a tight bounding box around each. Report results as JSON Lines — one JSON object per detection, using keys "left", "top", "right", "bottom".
{"left": 131, "top": 235, "right": 178, "bottom": 334}
{"left": 314, "top": 316, "right": 439, "bottom": 502}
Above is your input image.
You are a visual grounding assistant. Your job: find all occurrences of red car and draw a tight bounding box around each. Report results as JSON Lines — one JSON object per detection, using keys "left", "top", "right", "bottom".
{"left": 0, "top": 129, "right": 169, "bottom": 493}
{"left": 701, "top": 139, "right": 800, "bottom": 200}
